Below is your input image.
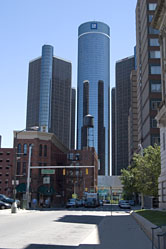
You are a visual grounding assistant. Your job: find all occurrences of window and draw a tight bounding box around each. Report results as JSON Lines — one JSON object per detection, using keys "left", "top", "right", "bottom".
{"left": 151, "top": 118, "right": 157, "bottom": 128}
{"left": 0, "top": 152, "right": 3, "bottom": 155}
{"left": 44, "top": 145, "right": 47, "bottom": 157}
{"left": 0, "top": 166, "right": 2, "bottom": 169}
{"left": 17, "top": 144, "right": 21, "bottom": 154}
{"left": 6, "top": 173, "right": 9, "bottom": 176}
{"left": 5, "top": 180, "right": 8, "bottom": 184}
{"left": 151, "top": 100, "right": 161, "bottom": 110}
{"left": 150, "top": 65, "right": 161, "bottom": 75}
{"left": 148, "top": 3, "right": 157, "bottom": 10}
{"left": 16, "top": 161, "right": 21, "bottom": 175}
{"left": 149, "top": 38, "right": 160, "bottom": 46}
{"left": 23, "top": 144, "right": 27, "bottom": 155}
{"left": 68, "top": 153, "right": 74, "bottom": 160}
{"left": 6, "top": 159, "right": 10, "bottom": 163}
{"left": 152, "top": 135, "right": 160, "bottom": 145}
{"left": 39, "top": 144, "right": 42, "bottom": 156}
{"left": 6, "top": 152, "right": 10, "bottom": 155}
{"left": 149, "top": 27, "right": 160, "bottom": 34}
{"left": 6, "top": 166, "right": 10, "bottom": 170}
{"left": 150, "top": 81, "right": 161, "bottom": 92}
{"left": 148, "top": 15, "right": 153, "bottom": 22}
{"left": 0, "top": 159, "right": 3, "bottom": 162}
{"left": 149, "top": 51, "right": 160, "bottom": 59}
{"left": 22, "top": 162, "right": 26, "bottom": 175}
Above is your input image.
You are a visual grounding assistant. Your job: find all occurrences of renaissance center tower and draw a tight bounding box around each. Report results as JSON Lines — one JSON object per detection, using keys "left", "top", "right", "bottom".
{"left": 77, "top": 21, "right": 110, "bottom": 175}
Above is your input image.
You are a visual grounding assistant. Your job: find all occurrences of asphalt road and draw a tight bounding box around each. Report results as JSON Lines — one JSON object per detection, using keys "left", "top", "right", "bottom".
{"left": 0, "top": 204, "right": 140, "bottom": 249}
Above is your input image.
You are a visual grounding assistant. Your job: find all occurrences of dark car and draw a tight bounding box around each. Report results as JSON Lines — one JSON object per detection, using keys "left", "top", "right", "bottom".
{"left": 66, "top": 198, "right": 76, "bottom": 208}
{"left": 0, "top": 194, "right": 20, "bottom": 207}
{"left": 0, "top": 200, "right": 11, "bottom": 209}
{"left": 129, "top": 200, "right": 135, "bottom": 206}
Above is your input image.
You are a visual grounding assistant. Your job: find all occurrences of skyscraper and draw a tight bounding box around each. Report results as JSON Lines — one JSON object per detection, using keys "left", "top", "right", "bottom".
{"left": 70, "top": 88, "right": 76, "bottom": 149}
{"left": 115, "top": 56, "right": 135, "bottom": 175}
{"left": 26, "top": 44, "right": 72, "bottom": 148}
{"left": 111, "top": 87, "right": 116, "bottom": 175}
{"left": 77, "top": 21, "right": 110, "bottom": 176}
{"left": 136, "top": 0, "right": 161, "bottom": 149}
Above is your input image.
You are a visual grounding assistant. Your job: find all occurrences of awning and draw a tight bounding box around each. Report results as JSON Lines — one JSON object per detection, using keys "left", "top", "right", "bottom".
{"left": 37, "top": 185, "right": 55, "bottom": 195}
{"left": 16, "top": 183, "right": 26, "bottom": 193}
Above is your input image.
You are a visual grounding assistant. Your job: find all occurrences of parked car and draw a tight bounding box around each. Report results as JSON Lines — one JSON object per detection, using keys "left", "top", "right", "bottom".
{"left": 129, "top": 200, "right": 135, "bottom": 206}
{"left": 0, "top": 194, "right": 20, "bottom": 208}
{"left": 0, "top": 200, "right": 11, "bottom": 209}
{"left": 75, "top": 199, "right": 84, "bottom": 207}
{"left": 119, "top": 200, "right": 131, "bottom": 209}
{"left": 66, "top": 198, "right": 76, "bottom": 208}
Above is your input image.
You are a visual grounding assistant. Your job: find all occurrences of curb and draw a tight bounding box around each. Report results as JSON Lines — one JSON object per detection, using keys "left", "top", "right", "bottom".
{"left": 131, "top": 211, "right": 161, "bottom": 249}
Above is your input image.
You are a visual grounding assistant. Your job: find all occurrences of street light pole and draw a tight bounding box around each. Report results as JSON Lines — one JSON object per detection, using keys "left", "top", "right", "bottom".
{"left": 26, "top": 144, "right": 33, "bottom": 209}
{"left": 11, "top": 126, "right": 39, "bottom": 213}
{"left": 11, "top": 129, "right": 27, "bottom": 213}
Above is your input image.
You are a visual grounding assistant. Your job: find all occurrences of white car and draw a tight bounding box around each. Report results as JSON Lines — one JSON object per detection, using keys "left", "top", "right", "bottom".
{"left": 66, "top": 199, "right": 76, "bottom": 208}
{"left": 119, "top": 200, "right": 131, "bottom": 209}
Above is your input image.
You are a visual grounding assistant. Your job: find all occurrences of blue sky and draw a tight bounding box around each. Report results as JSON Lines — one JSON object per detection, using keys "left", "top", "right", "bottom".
{"left": 0, "top": 0, "right": 137, "bottom": 148}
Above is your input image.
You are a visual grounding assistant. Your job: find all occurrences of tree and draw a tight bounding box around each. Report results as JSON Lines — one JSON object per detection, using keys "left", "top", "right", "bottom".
{"left": 120, "top": 144, "right": 161, "bottom": 203}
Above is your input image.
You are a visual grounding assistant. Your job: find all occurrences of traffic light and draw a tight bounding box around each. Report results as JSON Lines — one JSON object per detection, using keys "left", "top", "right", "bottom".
{"left": 86, "top": 168, "right": 88, "bottom": 175}
{"left": 63, "top": 169, "right": 66, "bottom": 175}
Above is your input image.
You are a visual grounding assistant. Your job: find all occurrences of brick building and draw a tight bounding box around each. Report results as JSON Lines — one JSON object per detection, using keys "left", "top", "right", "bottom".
{"left": 0, "top": 148, "right": 14, "bottom": 197}
{"left": 1, "top": 131, "right": 98, "bottom": 207}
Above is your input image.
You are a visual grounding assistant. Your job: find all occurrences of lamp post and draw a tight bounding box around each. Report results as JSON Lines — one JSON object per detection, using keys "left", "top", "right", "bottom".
{"left": 26, "top": 144, "right": 33, "bottom": 209}
{"left": 11, "top": 126, "right": 39, "bottom": 213}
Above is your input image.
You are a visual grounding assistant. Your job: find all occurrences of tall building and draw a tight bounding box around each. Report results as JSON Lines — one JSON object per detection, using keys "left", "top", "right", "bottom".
{"left": 115, "top": 56, "right": 135, "bottom": 175}
{"left": 152, "top": 0, "right": 166, "bottom": 209}
{"left": 136, "top": 0, "right": 161, "bottom": 149}
{"left": 77, "top": 21, "right": 110, "bottom": 176}
{"left": 111, "top": 87, "right": 116, "bottom": 175}
{"left": 70, "top": 88, "right": 76, "bottom": 149}
{"left": 26, "top": 45, "right": 72, "bottom": 148}
{"left": 128, "top": 70, "right": 138, "bottom": 164}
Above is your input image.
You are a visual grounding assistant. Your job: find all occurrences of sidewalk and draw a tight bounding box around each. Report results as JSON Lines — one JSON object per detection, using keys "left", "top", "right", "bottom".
{"left": 79, "top": 212, "right": 154, "bottom": 249}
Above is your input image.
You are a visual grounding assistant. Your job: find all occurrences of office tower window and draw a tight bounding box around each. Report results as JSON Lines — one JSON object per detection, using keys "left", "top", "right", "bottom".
{"left": 151, "top": 100, "right": 161, "bottom": 110}
{"left": 150, "top": 65, "right": 161, "bottom": 74}
{"left": 149, "top": 38, "right": 160, "bottom": 46}
{"left": 151, "top": 135, "right": 160, "bottom": 145}
{"left": 148, "top": 3, "right": 157, "bottom": 10}
{"left": 149, "top": 27, "right": 160, "bottom": 34}
{"left": 151, "top": 118, "right": 157, "bottom": 128}
{"left": 150, "top": 81, "right": 161, "bottom": 92}
{"left": 149, "top": 51, "right": 160, "bottom": 59}
{"left": 148, "top": 15, "right": 153, "bottom": 22}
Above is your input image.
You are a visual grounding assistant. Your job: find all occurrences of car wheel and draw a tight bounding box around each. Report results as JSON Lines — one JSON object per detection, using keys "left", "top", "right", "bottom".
{"left": 1, "top": 205, "right": 5, "bottom": 210}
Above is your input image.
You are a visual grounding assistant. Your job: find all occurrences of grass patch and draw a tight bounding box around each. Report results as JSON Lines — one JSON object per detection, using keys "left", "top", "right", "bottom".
{"left": 135, "top": 210, "right": 166, "bottom": 227}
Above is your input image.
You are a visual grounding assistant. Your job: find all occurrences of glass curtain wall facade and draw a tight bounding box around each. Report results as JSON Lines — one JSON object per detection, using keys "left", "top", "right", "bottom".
{"left": 26, "top": 45, "right": 72, "bottom": 148}
{"left": 77, "top": 21, "right": 110, "bottom": 176}
{"left": 39, "top": 45, "right": 53, "bottom": 132}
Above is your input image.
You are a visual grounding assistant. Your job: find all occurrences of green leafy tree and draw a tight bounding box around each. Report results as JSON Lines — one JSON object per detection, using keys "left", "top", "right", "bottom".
{"left": 120, "top": 144, "right": 161, "bottom": 202}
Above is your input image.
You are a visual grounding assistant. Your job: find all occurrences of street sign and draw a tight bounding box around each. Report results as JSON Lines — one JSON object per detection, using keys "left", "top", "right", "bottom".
{"left": 41, "top": 169, "right": 55, "bottom": 174}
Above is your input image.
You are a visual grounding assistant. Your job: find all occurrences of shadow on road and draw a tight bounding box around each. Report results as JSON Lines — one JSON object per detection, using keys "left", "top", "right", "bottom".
{"left": 55, "top": 214, "right": 103, "bottom": 224}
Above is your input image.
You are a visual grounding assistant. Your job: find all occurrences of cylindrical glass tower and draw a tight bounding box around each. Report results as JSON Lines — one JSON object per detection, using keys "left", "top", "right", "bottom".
{"left": 39, "top": 45, "right": 53, "bottom": 132}
{"left": 77, "top": 21, "right": 110, "bottom": 175}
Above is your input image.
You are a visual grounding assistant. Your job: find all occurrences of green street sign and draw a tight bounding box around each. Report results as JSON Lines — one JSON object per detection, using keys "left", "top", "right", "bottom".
{"left": 41, "top": 169, "right": 55, "bottom": 175}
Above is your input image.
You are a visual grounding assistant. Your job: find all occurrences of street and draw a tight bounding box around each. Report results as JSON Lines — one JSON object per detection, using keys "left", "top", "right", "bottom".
{"left": 0, "top": 204, "right": 152, "bottom": 249}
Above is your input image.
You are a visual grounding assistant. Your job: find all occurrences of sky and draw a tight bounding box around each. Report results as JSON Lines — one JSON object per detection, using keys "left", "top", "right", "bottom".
{"left": 0, "top": 0, "right": 137, "bottom": 148}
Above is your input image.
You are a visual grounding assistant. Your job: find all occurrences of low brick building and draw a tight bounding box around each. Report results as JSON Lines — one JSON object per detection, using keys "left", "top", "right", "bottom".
{"left": 0, "top": 148, "right": 14, "bottom": 197}
{"left": 3, "top": 131, "right": 98, "bottom": 207}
